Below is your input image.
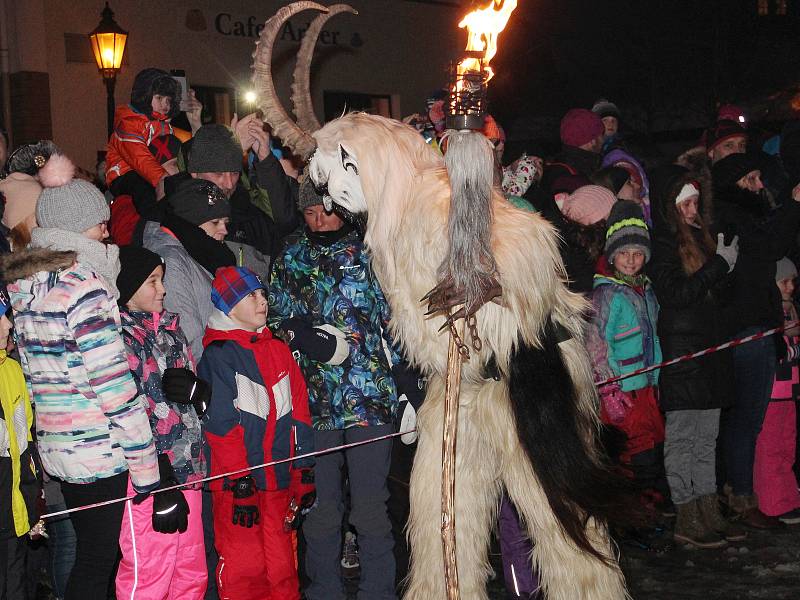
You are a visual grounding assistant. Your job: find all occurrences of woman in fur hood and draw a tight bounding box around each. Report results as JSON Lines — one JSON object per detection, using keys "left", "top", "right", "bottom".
{"left": 0, "top": 173, "right": 159, "bottom": 599}
{"left": 648, "top": 162, "right": 744, "bottom": 547}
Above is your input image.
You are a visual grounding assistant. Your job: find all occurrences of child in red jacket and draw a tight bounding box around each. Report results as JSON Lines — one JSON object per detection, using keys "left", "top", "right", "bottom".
{"left": 106, "top": 68, "right": 189, "bottom": 213}
{"left": 198, "top": 266, "right": 315, "bottom": 600}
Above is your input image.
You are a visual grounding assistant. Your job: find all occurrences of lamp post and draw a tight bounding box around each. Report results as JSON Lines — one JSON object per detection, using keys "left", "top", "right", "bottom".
{"left": 88, "top": 2, "right": 128, "bottom": 138}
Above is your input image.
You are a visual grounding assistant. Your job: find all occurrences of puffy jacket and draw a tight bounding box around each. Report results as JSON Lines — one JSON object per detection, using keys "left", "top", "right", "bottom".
{"left": 269, "top": 225, "right": 399, "bottom": 430}
{"left": 106, "top": 104, "right": 190, "bottom": 187}
{"left": 142, "top": 221, "right": 214, "bottom": 361}
{"left": 120, "top": 310, "right": 206, "bottom": 485}
{"left": 1, "top": 248, "right": 158, "bottom": 491}
{"left": 773, "top": 306, "right": 800, "bottom": 401}
{"left": 589, "top": 264, "right": 662, "bottom": 393}
{"left": 649, "top": 164, "right": 734, "bottom": 411}
{"left": 198, "top": 310, "right": 313, "bottom": 491}
{"left": 0, "top": 350, "right": 39, "bottom": 536}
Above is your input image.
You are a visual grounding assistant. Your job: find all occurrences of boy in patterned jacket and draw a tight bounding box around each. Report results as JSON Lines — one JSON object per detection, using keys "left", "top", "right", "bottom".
{"left": 199, "top": 266, "right": 314, "bottom": 600}
{"left": 115, "top": 245, "right": 210, "bottom": 599}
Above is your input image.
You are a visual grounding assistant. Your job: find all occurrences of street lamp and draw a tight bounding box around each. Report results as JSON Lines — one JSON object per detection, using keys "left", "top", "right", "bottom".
{"left": 88, "top": 2, "right": 128, "bottom": 137}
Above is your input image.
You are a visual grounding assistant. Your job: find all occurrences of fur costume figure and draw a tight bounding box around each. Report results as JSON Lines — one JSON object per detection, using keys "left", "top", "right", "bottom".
{"left": 253, "top": 4, "right": 628, "bottom": 598}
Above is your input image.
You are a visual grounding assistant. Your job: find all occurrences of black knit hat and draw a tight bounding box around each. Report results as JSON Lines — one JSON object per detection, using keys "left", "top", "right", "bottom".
{"left": 117, "top": 245, "right": 164, "bottom": 307}
{"left": 591, "top": 98, "right": 621, "bottom": 121}
{"left": 604, "top": 200, "right": 651, "bottom": 263}
{"left": 167, "top": 178, "right": 230, "bottom": 226}
{"left": 711, "top": 153, "right": 761, "bottom": 189}
{"left": 187, "top": 125, "right": 242, "bottom": 174}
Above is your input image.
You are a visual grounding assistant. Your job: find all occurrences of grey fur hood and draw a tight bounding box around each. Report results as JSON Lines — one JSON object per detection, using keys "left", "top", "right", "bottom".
{"left": 0, "top": 247, "right": 77, "bottom": 282}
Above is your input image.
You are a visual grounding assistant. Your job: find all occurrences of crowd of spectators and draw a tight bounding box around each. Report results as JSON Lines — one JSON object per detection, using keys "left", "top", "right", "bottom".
{"left": 0, "top": 67, "right": 799, "bottom": 600}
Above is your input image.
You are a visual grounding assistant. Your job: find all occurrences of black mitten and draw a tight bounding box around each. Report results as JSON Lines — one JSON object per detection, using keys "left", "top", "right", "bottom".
{"left": 281, "top": 318, "right": 343, "bottom": 363}
{"left": 162, "top": 368, "right": 211, "bottom": 416}
{"left": 148, "top": 454, "right": 190, "bottom": 534}
{"left": 391, "top": 363, "right": 425, "bottom": 410}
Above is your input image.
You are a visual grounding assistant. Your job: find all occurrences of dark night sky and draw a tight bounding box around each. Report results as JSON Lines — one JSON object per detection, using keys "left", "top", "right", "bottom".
{"left": 485, "top": 0, "right": 800, "bottom": 133}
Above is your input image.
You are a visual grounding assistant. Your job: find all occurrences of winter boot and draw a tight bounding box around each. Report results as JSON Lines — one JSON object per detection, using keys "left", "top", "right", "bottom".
{"left": 673, "top": 499, "right": 727, "bottom": 548}
{"left": 697, "top": 493, "right": 747, "bottom": 542}
{"left": 728, "top": 493, "right": 783, "bottom": 530}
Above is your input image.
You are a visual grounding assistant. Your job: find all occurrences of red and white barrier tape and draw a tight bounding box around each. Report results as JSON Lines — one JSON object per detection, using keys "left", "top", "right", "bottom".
{"left": 594, "top": 320, "right": 799, "bottom": 388}
{"left": 40, "top": 428, "right": 414, "bottom": 520}
{"left": 40, "top": 320, "right": 797, "bottom": 519}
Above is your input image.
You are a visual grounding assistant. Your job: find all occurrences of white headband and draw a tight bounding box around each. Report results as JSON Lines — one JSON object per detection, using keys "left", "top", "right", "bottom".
{"left": 675, "top": 183, "right": 699, "bottom": 206}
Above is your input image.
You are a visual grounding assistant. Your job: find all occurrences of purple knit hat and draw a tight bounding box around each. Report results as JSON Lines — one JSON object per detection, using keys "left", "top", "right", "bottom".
{"left": 560, "top": 109, "right": 605, "bottom": 147}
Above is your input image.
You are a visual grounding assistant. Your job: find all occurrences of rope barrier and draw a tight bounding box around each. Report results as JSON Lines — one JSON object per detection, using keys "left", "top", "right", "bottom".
{"left": 37, "top": 320, "right": 798, "bottom": 520}
{"left": 593, "top": 320, "right": 799, "bottom": 388}
{"left": 39, "top": 428, "right": 416, "bottom": 520}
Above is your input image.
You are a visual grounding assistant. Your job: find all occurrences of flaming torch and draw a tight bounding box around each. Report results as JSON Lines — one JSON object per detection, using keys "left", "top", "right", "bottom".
{"left": 445, "top": 0, "right": 518, "bottom": 131}
{"left": 437, "top": 2, "right": 519, "bottom": 600}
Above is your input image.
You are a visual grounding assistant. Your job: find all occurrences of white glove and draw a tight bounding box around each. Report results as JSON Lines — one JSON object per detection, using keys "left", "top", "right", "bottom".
{"left": 397, "top": 394, "right": 418, "bottom": 445}
{"left": 716, "top": 233, "right": 739, "bottom": 273}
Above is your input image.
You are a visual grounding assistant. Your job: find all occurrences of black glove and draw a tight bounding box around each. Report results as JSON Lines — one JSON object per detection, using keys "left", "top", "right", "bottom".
{"left": 280, "top": 318, "right": 343, "bottom": 363}
{"left": 392, "top": 363, "right": 425, "bottom": 409}
{"left": 230, "top": 476, "right": 260, "bottom": 528}
{"left": 162, "top": 368, "right": 211, "bottom": 417}
{"left": 392, "top": 363, "right": 425, "bottom": 445}
{"left": 133, "top": 454, "right": 190, "bottom": 534}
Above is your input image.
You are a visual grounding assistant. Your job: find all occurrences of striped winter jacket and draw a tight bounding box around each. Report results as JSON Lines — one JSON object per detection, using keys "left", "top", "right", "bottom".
{"left": 1, "top": 248, "right": 159, "bottom": 491}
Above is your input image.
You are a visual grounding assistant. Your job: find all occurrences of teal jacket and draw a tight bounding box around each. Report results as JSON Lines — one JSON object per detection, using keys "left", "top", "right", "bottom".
{"left": 590, "top": 272, "right": 662, "bottom": 392}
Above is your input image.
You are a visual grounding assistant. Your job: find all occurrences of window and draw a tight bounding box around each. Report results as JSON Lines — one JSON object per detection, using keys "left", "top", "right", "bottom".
{"left": 776, "top": 0, "right": 788, "bottom": 15}
{"left": 323, "top": 91, "right": 398, "bottom": 122}
{"left": 758, "top": 0, "right": 769, "bottom": 15}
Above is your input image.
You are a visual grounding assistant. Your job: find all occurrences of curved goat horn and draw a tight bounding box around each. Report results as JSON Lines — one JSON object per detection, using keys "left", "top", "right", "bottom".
{"left": 291, "top": 4, "right": 358, "bottom": 133}
{"left": 252, "top": 2, "right": 328, "bottom": 159}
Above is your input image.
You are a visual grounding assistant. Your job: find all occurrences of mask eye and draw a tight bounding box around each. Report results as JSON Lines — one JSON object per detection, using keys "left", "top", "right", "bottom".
{"left": 339, "top": 144, "right": 358, "bottom": 175}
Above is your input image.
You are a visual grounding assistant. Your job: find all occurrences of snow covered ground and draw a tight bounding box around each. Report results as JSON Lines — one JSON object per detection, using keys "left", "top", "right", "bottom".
{"left": 483, "top": 522, "right": 800, "bottom": 599}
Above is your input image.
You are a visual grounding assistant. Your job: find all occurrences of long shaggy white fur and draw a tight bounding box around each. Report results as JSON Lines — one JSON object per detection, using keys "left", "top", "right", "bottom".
{"left": 310, "top": 113, "right": 628, "bottom": 599}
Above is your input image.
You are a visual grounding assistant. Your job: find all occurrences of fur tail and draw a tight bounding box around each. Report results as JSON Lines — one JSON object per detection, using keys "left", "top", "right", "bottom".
{"left": 508, "top": 318, "right": 629, "bottom": 564}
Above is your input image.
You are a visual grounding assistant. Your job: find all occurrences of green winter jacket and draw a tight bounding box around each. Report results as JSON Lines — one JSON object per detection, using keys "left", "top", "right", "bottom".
{"left": 590, "top": 272, "right": 662, "bottom": 392}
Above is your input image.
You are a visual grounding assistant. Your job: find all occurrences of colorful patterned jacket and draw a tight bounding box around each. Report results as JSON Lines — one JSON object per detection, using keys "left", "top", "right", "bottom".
{"left": 588, "top": 261, "right": 662, "bottom": 393}
{"left": 120, "top": 310, "right": 206, "bottom": 485}
{"left": 2, "top": 248, "right": 158, "bottom": 492}
{"left": 268, "top": 226, "right": 399, "bottom": 430}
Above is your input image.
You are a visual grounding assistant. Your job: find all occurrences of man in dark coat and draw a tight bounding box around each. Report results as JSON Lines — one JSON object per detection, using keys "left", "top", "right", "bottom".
{"left": 711, "top": 152, "right": 800, "bottom": 528}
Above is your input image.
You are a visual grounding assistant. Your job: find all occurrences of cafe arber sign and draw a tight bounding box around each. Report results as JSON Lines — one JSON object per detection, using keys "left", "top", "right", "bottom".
{"left": 213, "top": 12, "right": 344, "bottom": 44}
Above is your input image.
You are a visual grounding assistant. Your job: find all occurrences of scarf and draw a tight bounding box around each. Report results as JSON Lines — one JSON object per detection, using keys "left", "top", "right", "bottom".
{"left": 306, "top": 222, "right": 355, "bottom": 246}
{"left": 30, "top": 227, "right": 121, "bottom": 298}
{"left": 161, "top": 213, "right": 235, "bottom": 276}
{"left": 613, "top": 269, "right": 648, "bottom": 294}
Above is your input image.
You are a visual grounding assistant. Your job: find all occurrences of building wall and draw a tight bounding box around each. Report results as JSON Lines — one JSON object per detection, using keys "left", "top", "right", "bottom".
{"left": 6, "top": 0, "right": 466, "bottom": 170}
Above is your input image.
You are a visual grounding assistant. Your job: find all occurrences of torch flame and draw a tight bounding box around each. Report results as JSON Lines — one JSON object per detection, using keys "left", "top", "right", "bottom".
{"left": 457, "top": 0, "right": 518, "bottom": 82}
